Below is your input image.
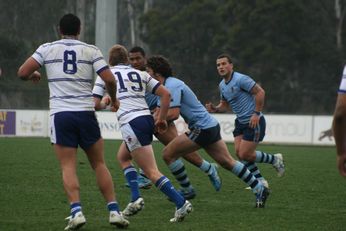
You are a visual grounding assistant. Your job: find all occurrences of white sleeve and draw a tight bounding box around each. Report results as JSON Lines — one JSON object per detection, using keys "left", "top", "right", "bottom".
{"left": 92, "top": 76, "right": 106, "bottom": 98}
{"left": 31, "top": 44, "right": 47, "bottom": 66}
{"left": 92, "top": 48, "right": 109, "bottom": 74}
{"left": 339, "top": 65, "right": 346, "bottom": 93}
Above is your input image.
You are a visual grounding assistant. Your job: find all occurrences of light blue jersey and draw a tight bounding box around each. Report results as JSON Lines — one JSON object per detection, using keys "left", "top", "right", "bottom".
{"left": 159, "top": 77, "right": 218, "bottom": 129}
{"left": 145, "top": 92, "right": 159, "bottom": 111}
{"left": 219, "top": 71, "right": 256, "bottom": 124}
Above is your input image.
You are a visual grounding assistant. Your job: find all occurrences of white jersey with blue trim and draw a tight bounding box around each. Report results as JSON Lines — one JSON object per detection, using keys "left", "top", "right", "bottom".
{"left": 219, "top": 71, "right": 256, "bottom": 124}
{"left": 93, "top": 65, "right": 160, "bottom": 126}
{"left": 31, "top": 39, "right": 109, "bottom": 115}
{"left": 338, "top": 65, "right": 346, "bottom": 93}
{"left": 158, "top": 77, "right": 218, "bottom": 129}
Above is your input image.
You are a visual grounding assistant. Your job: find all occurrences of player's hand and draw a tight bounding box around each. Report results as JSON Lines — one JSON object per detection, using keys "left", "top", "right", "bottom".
{"left": 101, "top": 95, "right": 111, "bottom": 109}
{"left": 30, "top": 71, "right": 41, "bottom": 83}
{"left": 249, "top": 114, "right": 260, "bottom": 128}
{"left": 111, "top": 99, "right": 120, "bottom": 112}
{"left": 205, "top": 102, "right": 217, "bottom": 113}
{"left": 155, "top": 119, "right": 168, "bottom": 134}
{"left": 337, "top": 154, "right": 346, "bottom": 177}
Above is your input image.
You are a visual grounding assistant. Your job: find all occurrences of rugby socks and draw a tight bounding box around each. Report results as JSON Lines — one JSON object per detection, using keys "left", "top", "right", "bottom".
{"left": 242, "top": 161, "right": 264, "bottom": 180}
{"left": 199, "top": 159, "right": 213, "bottom": 175}
{"left": 168, "top": 159, "right": 194, "bottom": 193}
{"left": 70, "top": 202, "right": 82, "bottom": 218}
{"left": 123, "top": 165, "right": 141, "bottom": 202}
{"left": 155, "top": 176, "right": 185, "bottom": 208}
{"left": 107, "top": 201, "right": 120, "bottom": 212}
{"left": 255, "top": 151, "right": 275, "bottom": 164}
{"left": 231, "top": 161, "right": 262, "bottom": 193}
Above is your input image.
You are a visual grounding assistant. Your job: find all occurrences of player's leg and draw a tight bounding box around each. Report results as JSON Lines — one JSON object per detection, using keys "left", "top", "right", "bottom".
{"left": 158, "top": 123, "right": 221, "bottom": 192}
{"left": 123, "top": 115, "right": 192, "bottom": 222}
{"left": 51, "top": 112, "right": 86, "bottom": 230}
{"left": 234, "top": 120, "right": 268, "bottom": 186}
{"left": 80, "top": 112, "right": 128, "bottom": 228}
{"left": 117, "top": 142, "right": 141, "bottom": 206}
{"left": 204, "top": 139, "right": 269, "bottom": 208}
{"left": 240, "top": 116, "right": 285, "bottom": 177}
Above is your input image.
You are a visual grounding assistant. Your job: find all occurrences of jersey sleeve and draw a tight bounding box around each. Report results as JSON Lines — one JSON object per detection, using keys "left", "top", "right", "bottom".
{"left": 158, "top": 80, "right": 182, "bottom": 108}
{"left": 144, "top": 72, "right": 160, "bottom": 94}
{"left": 92, "top": 48, "right": 109, "bottom": 75}
{"left": 338, "top": 65, "right": 346, "bottom": 93}
{"left": 31, "top": 44, "right": 48, "bottom": 66}
{"left": 239, "top": 74, "right": 256, "bottom": 92}
{"left": 92, "top": 76, "right": 106, "bottom": 98}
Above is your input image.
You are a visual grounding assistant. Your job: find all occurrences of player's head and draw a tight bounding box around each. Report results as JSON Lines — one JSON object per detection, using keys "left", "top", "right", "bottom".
{"left": 59, "top": 13, "right": 81, "bottom": 36}
{"left": 108, "top": 44, "right": 129, "bottom": 66}
{"left": 216, "top": 53, "right": 233, "bottom": 78}
{"left": 146, "top": 55, "right": 172, "bottom": 79}
{"left": 129, "top": 46, "right": 146, "bottom": 71}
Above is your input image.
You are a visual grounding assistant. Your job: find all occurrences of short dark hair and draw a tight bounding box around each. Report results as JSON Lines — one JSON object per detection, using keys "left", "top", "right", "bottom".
{"left": 59, "top": 13, "right": 81, "bottom": 36}
{"left": 109, "top": 44, "right": 129, "bottom": 66}
{"left": 146, "top": 55, "right": 172, "bottom": 78}
{"left": 129, "top": 46, "right": 146, "bottom": 57}
{"left": 217, "top": 54, "right": 232, "bottom": 63}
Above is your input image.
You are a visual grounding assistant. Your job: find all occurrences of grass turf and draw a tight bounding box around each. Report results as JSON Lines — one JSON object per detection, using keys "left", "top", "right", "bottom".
{"left": 0, "top": 137, "right": 345, "bottom": 231}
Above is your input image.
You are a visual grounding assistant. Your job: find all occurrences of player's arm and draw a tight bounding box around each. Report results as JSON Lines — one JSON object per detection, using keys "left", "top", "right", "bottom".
{"left": 250, "top": 83, "right": 265, "bottom": 114}
{"left": 332, "top": 93, "right": 346, "bottom": 177}
{"left": 205, "top": 100, "right": 229, "bottom": 113}
{"left": 154, "top": 85, "right": 171, "bottom": 134}
{"left": 17, "top": 57, "right": 41, "bottom": 83}
{"left": 98, "top": 69, "right": 119, "bottom": 112}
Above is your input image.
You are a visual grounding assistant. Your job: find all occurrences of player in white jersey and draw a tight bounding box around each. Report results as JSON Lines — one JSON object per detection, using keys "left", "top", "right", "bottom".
{"left": 128, "top": 46, "right": 221, "bottom": 198}
{"left": 93, "top": 44, "right": 192, "bottom": 223}
{"left": 17, "top": 14, "right": 129, "bottom": 230}
{"left": 333, "top": 65, "right": 346, "bottom": 177}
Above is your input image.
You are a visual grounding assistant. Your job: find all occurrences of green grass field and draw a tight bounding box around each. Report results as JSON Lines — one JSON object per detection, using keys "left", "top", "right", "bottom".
{"left": 0, "top": 137, "right": 345, "bottom": 231}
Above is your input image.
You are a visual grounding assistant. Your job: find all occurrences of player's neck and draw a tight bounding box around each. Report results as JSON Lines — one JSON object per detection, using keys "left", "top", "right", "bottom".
{"left": 62, "top": 35, "right": 78, "bottom": 40}
{"left": 224, "top": 71, "right": 233, "bottom": 82}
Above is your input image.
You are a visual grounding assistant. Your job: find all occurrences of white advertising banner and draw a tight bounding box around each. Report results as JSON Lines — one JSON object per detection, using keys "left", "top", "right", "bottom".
{"left": 264, "top": 115, "right": 313, "bottom": 144}
{"left": 312, "top": 116, "right": 334, "bottom": 145}
{"left": 16, "top": 110, "right": 48, "bottom": 137}
{"left": 96, "top": 111, "right": 122, "bottom": 140}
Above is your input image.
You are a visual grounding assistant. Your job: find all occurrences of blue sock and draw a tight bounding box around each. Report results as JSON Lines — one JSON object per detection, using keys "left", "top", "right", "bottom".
{"left": 168, "top": 159, "right": 194, "bottom": 192}
{"left": 255, "top": 151, "right": 275, "bottom": 164}
{"left": 70, "top": 202, "right": 82, "bottom": 218}
{"left": 199, "top": 159, "right": 212, "bottom": 174}
{"left": 155, "top": 176, "right": 185, "bottom": 208}
{"left": 107, "top": 201, "right": 119, "bottom": 212}
{"left": 124, "top": 165, "right": 141, "bottom": 202}
{"left": 242, "top": 161, "right": 264, "bottom": 181}
{"left": 232, "top": 161, "right": 261, "bottom": 193}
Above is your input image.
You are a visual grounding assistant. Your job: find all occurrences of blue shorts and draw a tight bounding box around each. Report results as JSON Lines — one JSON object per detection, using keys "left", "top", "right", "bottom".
{"left": 233, "top": 116, "right": 266, "bottom": 143}
{"left": 186, "top": 124, "right": 222, "bottom": 147}
{"left": 121, "top": 115, "right": 154, "bottom": 152}
{"left": 50, "top": 111, "right": 101, "bottom": 150}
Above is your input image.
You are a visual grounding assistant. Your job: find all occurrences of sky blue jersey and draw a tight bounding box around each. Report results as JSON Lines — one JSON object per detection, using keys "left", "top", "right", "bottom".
{"left": 159, "top": 77, "right": 218, "bottom": 129}
{"left": 145, "top": 92, "right": 159, "bottom": 111}
{"left": 219, "top": 71, "right": 256, "bottom": 124}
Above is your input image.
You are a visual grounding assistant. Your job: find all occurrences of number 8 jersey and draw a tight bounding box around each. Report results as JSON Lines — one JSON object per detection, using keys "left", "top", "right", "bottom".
{"left": 92, "top": 65, "right": 160, "bottom": 126}
{"left": 31, "top": 39, "right": 109, "bottom": 115}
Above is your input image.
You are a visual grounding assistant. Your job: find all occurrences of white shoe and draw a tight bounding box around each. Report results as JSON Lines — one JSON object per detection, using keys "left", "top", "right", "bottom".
{"left": 245, "top": 179, "right": 269, "bottom": 190}
{"left": 273, "top": 153, "right": 285, "bottom": 177}
{"left": 64, "top": 211, "right": 86, "bottom": 230}
{"left": 122, "top": 197, "right": 144, "bottom": 217}
{"left": 109, "top": 211, "right": 129, "bottom": 228}
{"left": 169, "top": 200, "right": 193, "bottom": 223}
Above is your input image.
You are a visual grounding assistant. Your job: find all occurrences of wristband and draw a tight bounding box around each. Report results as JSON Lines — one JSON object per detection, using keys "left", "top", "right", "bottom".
{"left": 254, "top": 111, "right": 261, "bottom": 116}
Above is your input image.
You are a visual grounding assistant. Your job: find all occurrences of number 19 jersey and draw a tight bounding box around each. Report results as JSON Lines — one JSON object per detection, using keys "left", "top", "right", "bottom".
{"left": 31, "top": 39, "right": 109, "bottom": 115}
{"left": 93, "top": 65, "right": 160, "bottom": 126}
